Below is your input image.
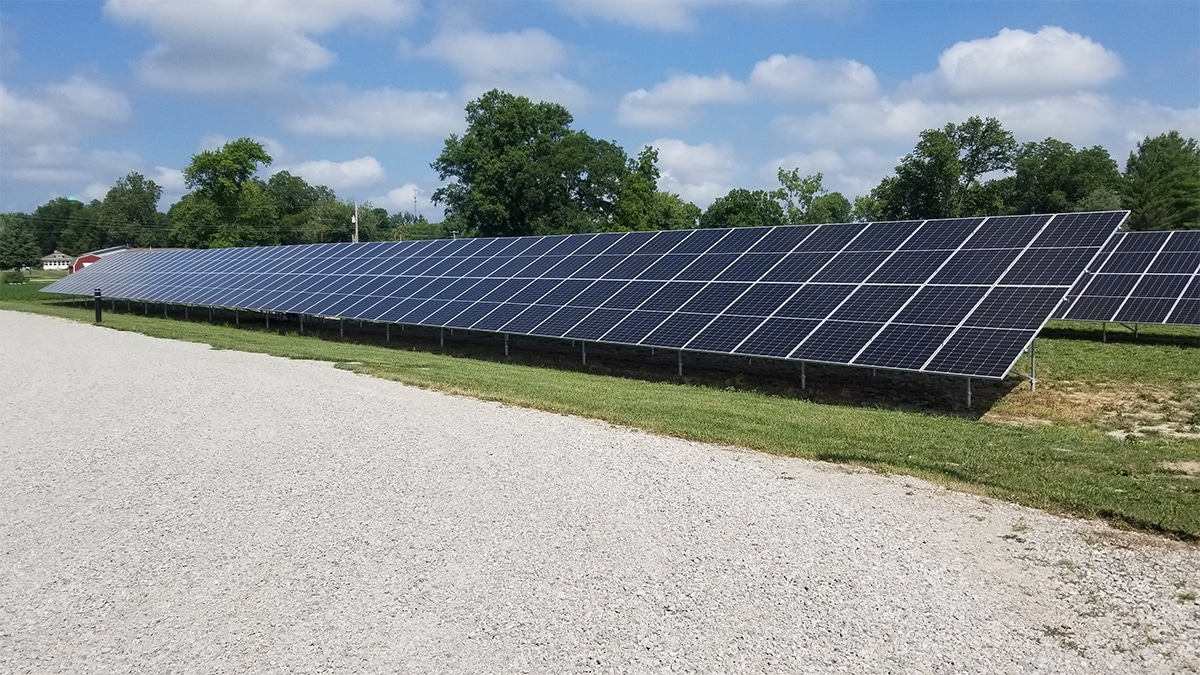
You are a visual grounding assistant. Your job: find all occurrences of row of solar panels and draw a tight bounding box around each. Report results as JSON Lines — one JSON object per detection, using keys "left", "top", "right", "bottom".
{"left": 45, "top": 212, "right": 1130, "bottom": 380}
{"left": 1057, "top": 229, "right": 1200, "bottom": 325}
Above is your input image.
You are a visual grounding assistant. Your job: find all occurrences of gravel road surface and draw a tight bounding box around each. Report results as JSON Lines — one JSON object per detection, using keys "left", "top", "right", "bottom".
{"left": 2, "top": 310, "right": 1198, "bottom": 673}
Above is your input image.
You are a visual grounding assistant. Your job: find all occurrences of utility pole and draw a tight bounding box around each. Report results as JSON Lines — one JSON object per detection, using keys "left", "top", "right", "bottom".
{"left": 352, "top": 201, "right": 359, "bottom": 243}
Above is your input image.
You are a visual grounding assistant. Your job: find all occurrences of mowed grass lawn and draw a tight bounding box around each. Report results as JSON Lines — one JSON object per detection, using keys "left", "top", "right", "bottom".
{"left": 3, "top": 281, "right": 1199, "bottom": 539}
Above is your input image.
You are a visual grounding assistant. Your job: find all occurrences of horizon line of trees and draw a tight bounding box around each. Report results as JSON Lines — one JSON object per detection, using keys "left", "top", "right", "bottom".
{"left": 2, "top": 88, "right": 1198, "bottom": 274}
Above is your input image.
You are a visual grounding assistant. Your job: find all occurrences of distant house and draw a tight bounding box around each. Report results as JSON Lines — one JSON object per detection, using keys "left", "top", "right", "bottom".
{"left": 41, "top": 251, "right": 73, "bottom": 270}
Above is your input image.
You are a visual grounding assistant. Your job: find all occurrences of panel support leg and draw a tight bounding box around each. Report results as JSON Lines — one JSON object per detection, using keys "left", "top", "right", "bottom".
{"left": 299, "top": 314, "right": 304, "bottom": 334}
{"left": 340, "top": 321, "right": 344, "bottom": 338}
{"left": 440, "top": 327, "right": 444, "bottom": 350}
{"left": 235, "top": 310, "right": 239, "bottom": 326}
{"left": 1102, "top": 322, "right": 1107, "bottom": 343}
{"left": 1029, "top": 337, "right": 1037, "bottom": 391}
{"left": 967, "top": 377, "right": 973, "bottom": 410}
{"left": 184, "top": 306, "right": 188, "bottom": 321}
{"left": 385, "top": 323, "right": 390, "bottom": 343}
{"left": 208, "top": 307, "right": 213, "bottom": 322}
{"left": 265, "top": 313, "right": 270, "bottom": 329}
{"left": 801, "top": 362, "right": 806, "bottom": 390}
{"left": 582, "top": 341, "right": 587, "bottom": 365}
{"left": 163, "top": 303, "right": 167, "bottom": 318}
{"left": 143, "top": 301, "right": 148, "bottom": 315}
{"left": 504, "top": 333, "right": 509, "bottom": 356}
{"left": 677, "top": 350, "right": 683, "bottom": 377}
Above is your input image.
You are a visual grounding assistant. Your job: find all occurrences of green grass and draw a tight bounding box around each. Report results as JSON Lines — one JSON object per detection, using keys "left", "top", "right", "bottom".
{"left": 5, "top": 286, "right": 1199, "bottom": 539}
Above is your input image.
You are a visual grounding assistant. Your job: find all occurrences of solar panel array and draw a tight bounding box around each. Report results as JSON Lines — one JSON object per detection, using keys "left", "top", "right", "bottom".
{"left": 1057, "top": 230, "right": 1200, "bottom": 326}
{"left": 44, "top": 211, "right": 1126, "bottom": 380}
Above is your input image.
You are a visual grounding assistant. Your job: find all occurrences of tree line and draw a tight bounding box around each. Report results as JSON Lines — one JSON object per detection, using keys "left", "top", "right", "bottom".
{"left": 2, "top": 88, "right": 1197, "bottom": 273}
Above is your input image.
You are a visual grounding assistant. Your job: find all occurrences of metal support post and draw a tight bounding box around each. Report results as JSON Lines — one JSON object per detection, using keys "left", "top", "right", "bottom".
{"left": 299, "top": 314, "right": 304, "bottom": 334}
{"left": 504, "top": 333, "right": 509, "bottom": 356}
{"left": 967, "top": 377, "right": 973, "bottom": 410}
{"left": 340, "top": 321, "right": 344, "bottom": 338}
{"left": 1102, "top": 322, "right": 1107, "bottom": 343}
{"left": 235, "top": 310, "right": 239, "bottom": 326}
{"left": 163, "top": 303, "right": 167, "bottom": 318}
{"left": 677, "top": 350, "right": 683, "bottom": 377}
{"left": 801, "top": 362, "right": 806, "bottom": 390}
{"left": 143, "top": 301, "right": 148, "bottom": 315}
{"left": 440, "top": 327, "right": 444, "bottom": 349}
{"left": 1029, "top": 338, "right": 1037, "bottom": 391}
{"left": 582, "top": 341, "right": 587, "bottom": 365}
{"left": 385, "top": 323, "right": 390, "bottom": 342}
{"left": 184, "top": 306, "right": 188, "bottom": 320}
{"left": 208, "top": 307, "right": 213, "bottom": 322}
{"left": 265, "top": 313, "right": 270, "bottom": 329}
{"left": 93, "top": 289, "right": 102, "bottom": 323}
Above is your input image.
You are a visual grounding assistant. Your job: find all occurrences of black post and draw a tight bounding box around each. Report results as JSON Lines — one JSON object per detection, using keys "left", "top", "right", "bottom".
{"left": 93, "top": 288, "right": 102, "bottom": 323}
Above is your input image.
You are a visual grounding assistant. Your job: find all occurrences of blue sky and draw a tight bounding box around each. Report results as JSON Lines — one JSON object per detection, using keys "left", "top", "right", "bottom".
{"left": 2, "top": 0, "right": 1197, "bottom": 220}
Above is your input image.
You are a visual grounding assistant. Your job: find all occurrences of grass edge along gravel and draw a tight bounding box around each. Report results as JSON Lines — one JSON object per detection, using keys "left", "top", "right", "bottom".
{"left": 2, "top": 297, "right": 1198, "bottom": 540}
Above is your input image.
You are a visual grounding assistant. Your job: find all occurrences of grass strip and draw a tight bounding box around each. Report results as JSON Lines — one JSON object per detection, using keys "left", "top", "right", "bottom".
{"left": 4, "top": 291, "right": 1198, "bottom": 539}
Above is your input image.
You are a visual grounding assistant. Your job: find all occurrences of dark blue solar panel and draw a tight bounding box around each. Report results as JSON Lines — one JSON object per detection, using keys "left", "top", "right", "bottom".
{"left": 45, "top": 210, "right": 1127, "bottom": 379}
{"left": 853, "top": 324, "right": 956, "bottom": 371}
{"left": 1057, "top": 229, "right": 1199, "bottom": 325}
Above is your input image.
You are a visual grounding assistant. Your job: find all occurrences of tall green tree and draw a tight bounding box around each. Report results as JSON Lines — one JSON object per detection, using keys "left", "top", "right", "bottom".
{"left": 1006, "top": 139, "right": 1121, "bottom": 214}
{"left": 699, "top": 189, "right": 786, "bottom": 229}
{"left": 1122, "top": 131, "right": 1200, "bottom": 230}
{"left": 874, "top": 116, "right": 1016, "bottom": 219}
{"left": 265, "top": 171, "right": 340, "bottom": 244}
{"left": 432, "top": 89, "right": 630, "bottom": 237}
{"left": 58, "top": 201, "right": 105, "bottom": 255}
{"left": 174, "top": 138, "right": 277, "bottom": 247}
{"left": 0, "top": 215, "right": 41, "bottom": 271}
{"left": 773, "top": 170, "right": 852, "bottom": 224}
{"left": 100, "top": 172, "right": 166, "bottom": 247}
{"left": 28, "top": 197, "right": 86, "bottom": 254}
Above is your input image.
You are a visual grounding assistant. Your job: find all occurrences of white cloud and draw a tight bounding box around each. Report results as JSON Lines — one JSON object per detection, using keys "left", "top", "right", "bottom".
{"left": 555, "top": 0, "right": 808, "bottom": 32}
{"left": 557, "top": 0, "right": 699, "bottom": 31}
{"left": 285, "top": 88, "right": 462, "bottom": 139}
{"left": 936, "top": 26, "right": 1123, "bottom": 98}
{"left": 370, "top": 182, "right": 432, "bottom": 215}
{"left": 749, "top": 54, "right": 878, "bottom": 102}
{"left": 650, "top": 138, "right": 741, "bottom": 206}
{"left": 618, "top": 74, "right": 748, "bottom": 127}
{"left": 103, "top": 0, "right": 418, "bottom": 94}
{"left": 419, "top": 28, "right": 566, "bottom": 81}
{"left": 0, "top": 77, "right": 130, "bottom": 143}
{"left": 284, "top": 157, "right": 386, "bottom": 191}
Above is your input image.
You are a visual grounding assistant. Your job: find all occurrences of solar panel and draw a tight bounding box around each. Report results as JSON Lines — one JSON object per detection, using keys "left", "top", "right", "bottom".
{"left": 43, "top": 211, "right": 1127, "bottom": 380}
{"left": 1058, "top": 230, "right": 1200, "bottom": 326}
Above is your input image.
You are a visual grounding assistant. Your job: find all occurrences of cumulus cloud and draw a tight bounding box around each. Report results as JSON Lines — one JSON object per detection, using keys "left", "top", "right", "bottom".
{"left": 557, "top": 0, "right": 700, "bottom": 31}
{"left": 0, "top": 76, "right": 130, "bottom": 143}
{"left": 419, "top": 28, "right": 566, "bottom": 81}
{"left": 103, "top": 0, "right": 418, "bottom": 94}
{"left": 285, "top": 88, "right": 462, "bottom": 139}
{"left": 618, "top": 74, "right": 747, "bottom": 127}
{"left": 555, "top": 0, "right": 807, "bottom": 32}
{"left": 650, "top": 138, "right": 741, "bottom": 206}
{"left": 370, "top": 183, "right": 433, "bottom": 215}
{"left": 749, "top": 54, "right": 879, "bottom": 102}
{"left": 283, "top": 157, "right": 386, "bottom": 191}
{"left": 936, "top": 26, "right": 1123, "bottom": 98}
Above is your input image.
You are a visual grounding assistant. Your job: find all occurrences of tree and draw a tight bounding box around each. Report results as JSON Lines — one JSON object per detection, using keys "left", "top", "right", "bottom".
{"left": 175, "top": 139, "right": 277, "bottom": 247}
{"left": 58, "top": 201, "right": 105, "bottom": 255}
{"left": 100, "top": 172, "right": 166, "bottom": 247}
{"left": 1007, "top": 139, "right": 1121, "bottom": 214}
{"left": 773, "top": 170, "right": 852, "bottom": 224}
{"left": 1122, "top": 131, "right": 1200, "bottom": 231}
{"left": 0, "top": 217, "right": 41, "bottom": 271}
{"left": 699, "top": 189, "right": 786, "bottom": 229}
{"left": 29, "top": 197, "right": 86, "bottom": 254}
{"left": 432, "top": 89, "right": 630, "bottom": 237}
{"left": 873, "top": 116, "right": 1017, "bottom": 219}
{"left": 265, "top": 171, "right": 339, "bottom": 244}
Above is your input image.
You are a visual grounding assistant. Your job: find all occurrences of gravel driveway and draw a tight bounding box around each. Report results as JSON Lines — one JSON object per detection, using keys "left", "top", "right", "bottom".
{"left": 2, "top": 310, "right": 1197, "bottom": 673}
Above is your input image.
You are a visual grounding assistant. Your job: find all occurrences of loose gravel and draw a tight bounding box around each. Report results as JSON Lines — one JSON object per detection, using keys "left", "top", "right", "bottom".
{"left": 1, "top": 310, "right": 1198, "bottom": 674}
